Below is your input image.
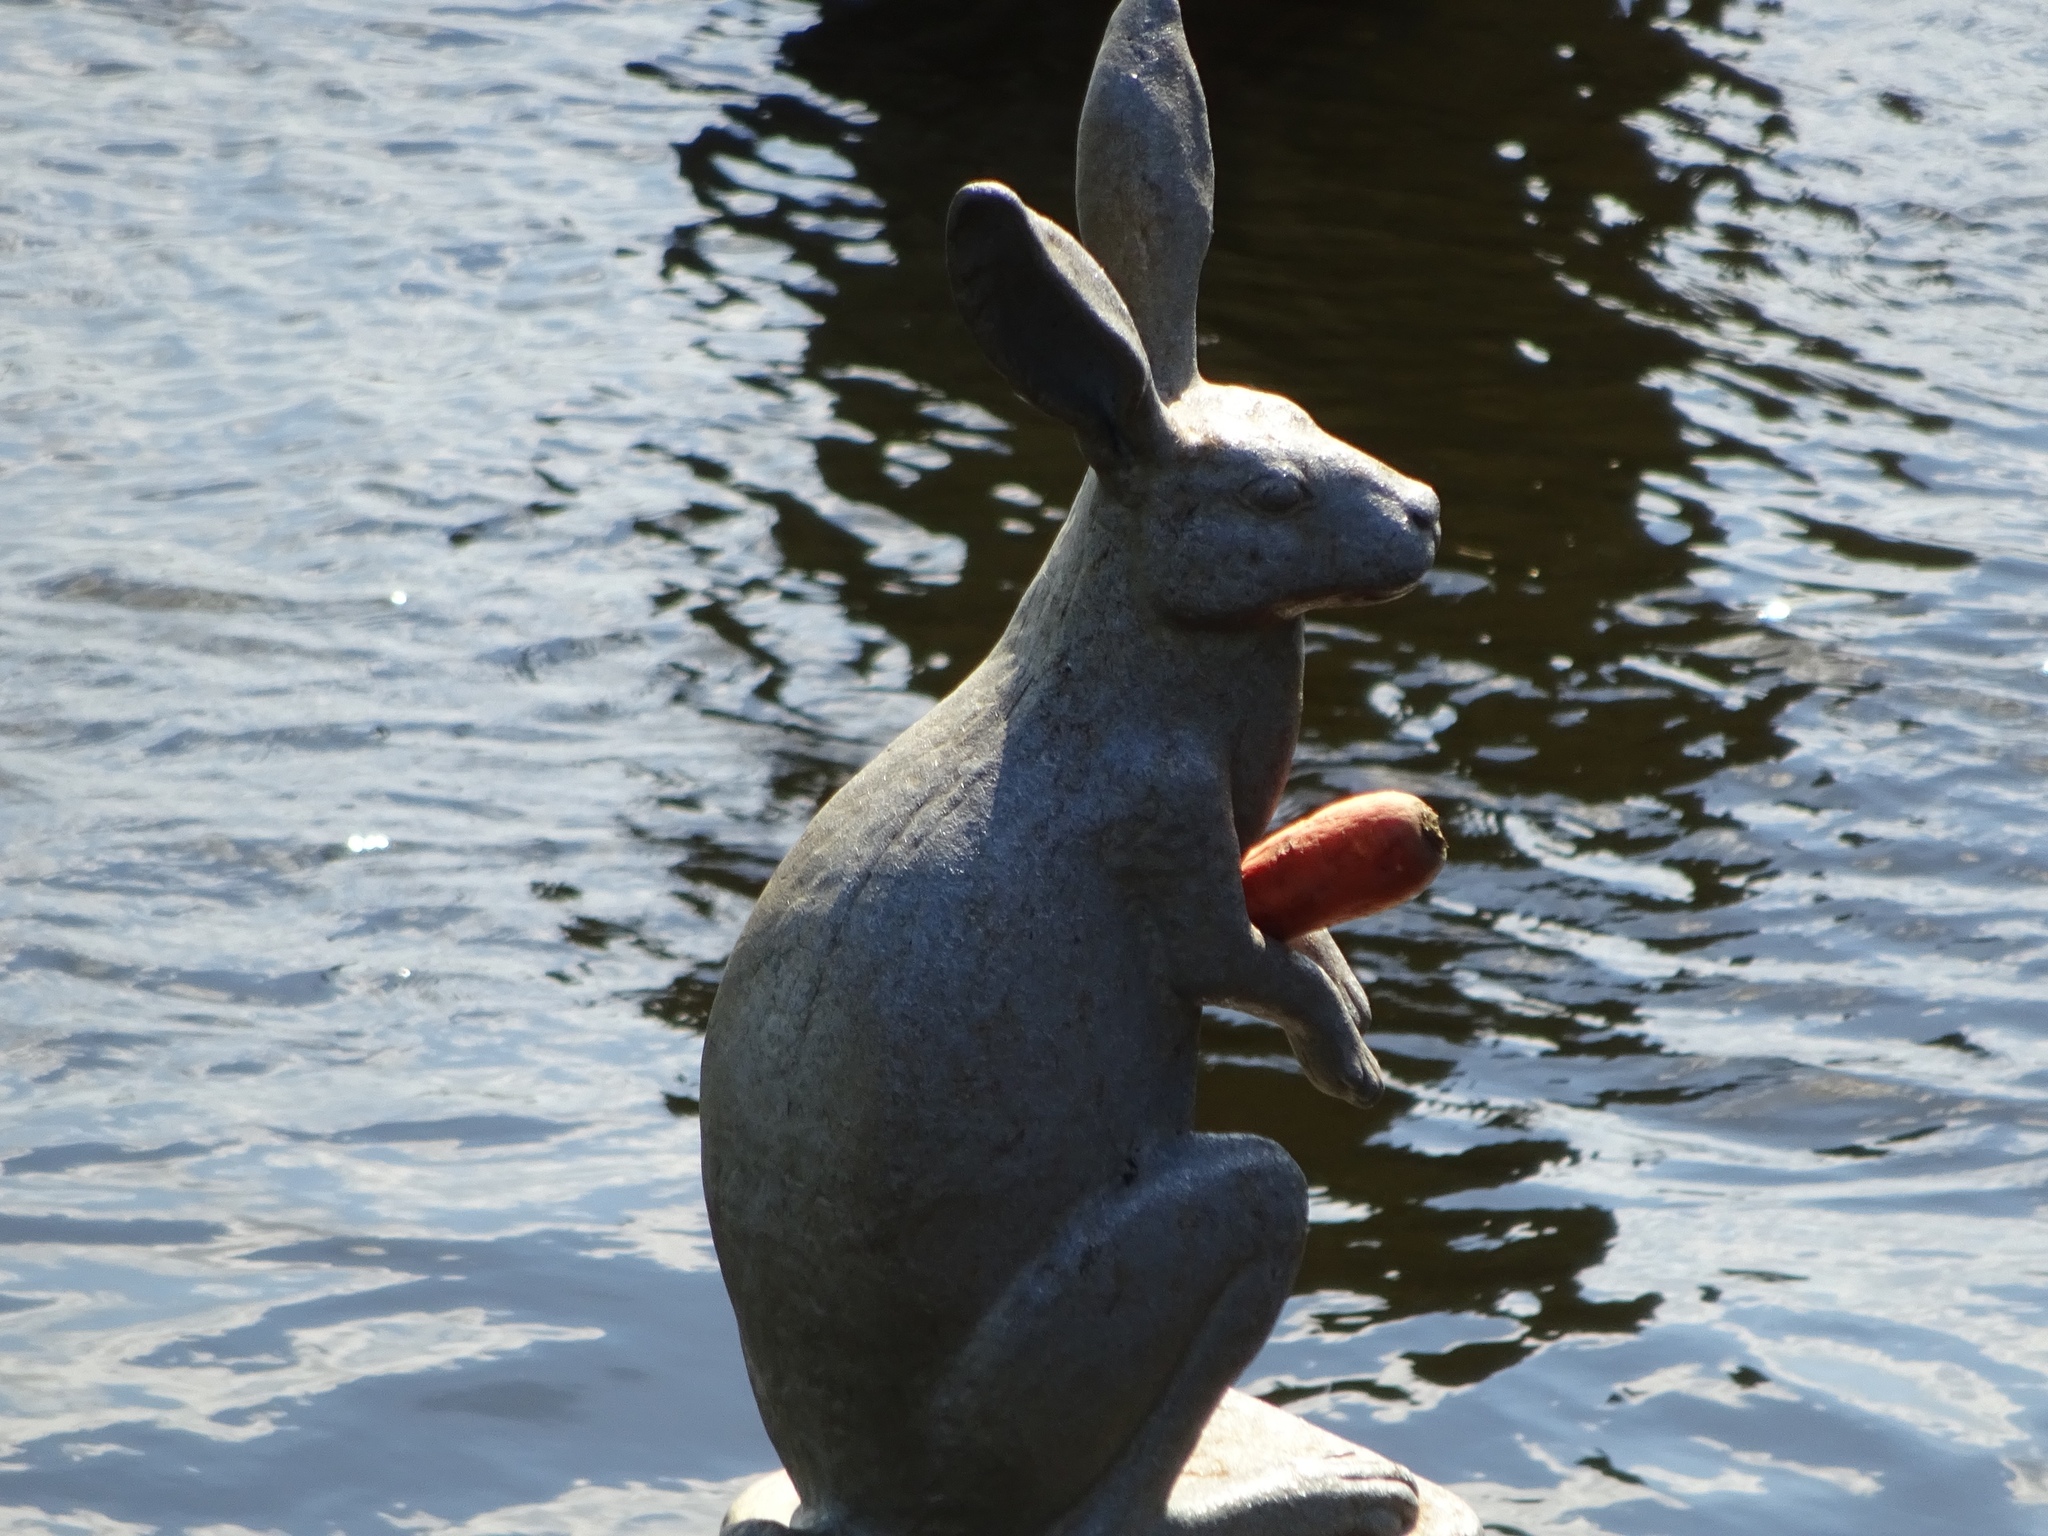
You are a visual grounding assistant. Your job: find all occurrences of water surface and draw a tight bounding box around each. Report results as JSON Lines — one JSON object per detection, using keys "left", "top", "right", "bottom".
{"left": 2, "top": 1, "right": 2045, "bottom": 1532}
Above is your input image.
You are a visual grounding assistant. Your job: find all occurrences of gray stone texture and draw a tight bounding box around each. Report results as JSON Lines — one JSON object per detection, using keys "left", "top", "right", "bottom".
{"left": 701, "top": 1, "right": 1473, "bottom": 1532}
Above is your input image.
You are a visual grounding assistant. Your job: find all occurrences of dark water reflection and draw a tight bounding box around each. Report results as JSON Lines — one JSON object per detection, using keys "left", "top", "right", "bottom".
{"left": 3, "top": 0, "right": 2045, "bottom": 1532}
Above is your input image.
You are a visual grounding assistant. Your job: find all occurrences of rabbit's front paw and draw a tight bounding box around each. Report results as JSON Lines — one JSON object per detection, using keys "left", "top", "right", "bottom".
{"left": 1283, "top": 930, "right": 1386, "bottom": 1109}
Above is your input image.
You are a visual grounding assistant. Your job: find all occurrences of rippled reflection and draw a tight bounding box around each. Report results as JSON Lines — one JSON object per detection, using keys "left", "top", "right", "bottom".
{"left": 2, "top": 0, "right": 2045, "bottom": 1531}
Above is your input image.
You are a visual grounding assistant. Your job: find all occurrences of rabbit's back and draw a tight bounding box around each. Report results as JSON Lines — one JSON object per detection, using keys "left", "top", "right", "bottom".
{"left": 701, "top": 656, "right": 1205, "bottom": 1369}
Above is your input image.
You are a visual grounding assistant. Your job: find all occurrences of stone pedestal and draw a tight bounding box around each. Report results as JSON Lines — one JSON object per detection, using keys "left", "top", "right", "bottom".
{"left": 721, "top": 1390, "right": 1478, "bottom": 1536}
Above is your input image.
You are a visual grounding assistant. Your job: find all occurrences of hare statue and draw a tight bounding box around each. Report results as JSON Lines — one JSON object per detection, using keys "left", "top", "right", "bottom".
{"left": 702, "top": 2, "right": 1477, "bottom": 1533}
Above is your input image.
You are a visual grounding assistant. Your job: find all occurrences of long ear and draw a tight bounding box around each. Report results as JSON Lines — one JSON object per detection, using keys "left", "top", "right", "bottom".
{"left": 947, "top": 180, "right": 1168, "bottom": 473}
{"left": 1075, "top": 0, "right": 1214, "bottom": 403}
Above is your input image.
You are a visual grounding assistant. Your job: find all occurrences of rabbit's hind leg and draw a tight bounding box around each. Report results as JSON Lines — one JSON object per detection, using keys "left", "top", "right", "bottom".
{"left": 921, "top": 1133, "right": 1306, "bottom": 1536}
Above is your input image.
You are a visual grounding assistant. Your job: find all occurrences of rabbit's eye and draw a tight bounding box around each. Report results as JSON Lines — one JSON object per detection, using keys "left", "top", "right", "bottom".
{"left": 1243, "top": 471, "right": 1309, "bottom": 514}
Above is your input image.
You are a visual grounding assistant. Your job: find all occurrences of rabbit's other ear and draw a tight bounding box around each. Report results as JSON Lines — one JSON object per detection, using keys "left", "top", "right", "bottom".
{"left": 1075, "top": 0, "right": 1213, "bottom": 403}
{"left": 947, "top": 180, "right": 1169, "bottom": 473}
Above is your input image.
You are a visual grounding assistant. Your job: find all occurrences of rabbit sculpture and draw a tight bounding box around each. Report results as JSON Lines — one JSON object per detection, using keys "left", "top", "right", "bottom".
{"left": 702, "top": 2, "right": 1475, "bottom": 1534}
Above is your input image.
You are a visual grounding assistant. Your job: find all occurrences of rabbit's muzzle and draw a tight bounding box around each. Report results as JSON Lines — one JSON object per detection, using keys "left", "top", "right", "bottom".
{"left": 1400, "top": 480, "right": 1443, "bottom": 539}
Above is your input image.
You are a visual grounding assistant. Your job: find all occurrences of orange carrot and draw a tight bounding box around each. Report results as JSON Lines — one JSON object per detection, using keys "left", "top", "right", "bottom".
{"left": 1241, "top": 791, "right": 1447, "bottom": 941}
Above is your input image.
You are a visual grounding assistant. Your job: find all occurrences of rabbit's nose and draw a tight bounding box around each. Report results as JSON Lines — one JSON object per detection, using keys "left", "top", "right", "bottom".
{"left": 1401, "top": 481, "right": 1441, "bottom": 536}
